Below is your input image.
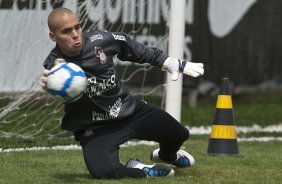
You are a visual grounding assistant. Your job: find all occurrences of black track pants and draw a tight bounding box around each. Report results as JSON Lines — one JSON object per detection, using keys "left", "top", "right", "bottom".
{"left": 78, "top": 100, "right": 190, "bottom": 179}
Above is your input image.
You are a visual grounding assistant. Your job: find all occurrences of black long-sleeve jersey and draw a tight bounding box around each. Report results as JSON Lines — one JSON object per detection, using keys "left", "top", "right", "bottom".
{"left": 43, "top": 30, "right": 169, "bottom": 132}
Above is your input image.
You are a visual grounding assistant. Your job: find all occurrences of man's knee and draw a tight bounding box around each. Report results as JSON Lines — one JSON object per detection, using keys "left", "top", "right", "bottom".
{"left": 175, "top": 126, "right": 189, "bottom": 143}
{"left": 171, "top": 124, "right": 190, "bottom": 143}
{"left": 182, "top": 127, "right": 190, "bottom": 141}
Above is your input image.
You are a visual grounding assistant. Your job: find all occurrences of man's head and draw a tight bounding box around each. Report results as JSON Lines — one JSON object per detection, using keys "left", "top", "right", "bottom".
{"left": 48, "top": 8, "right": 82, "bottom": 57}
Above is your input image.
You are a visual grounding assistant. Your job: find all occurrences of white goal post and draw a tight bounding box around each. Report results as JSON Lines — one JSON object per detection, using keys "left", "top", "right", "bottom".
{"left": 165, "top": 0, "right": 186, "bottom": 121}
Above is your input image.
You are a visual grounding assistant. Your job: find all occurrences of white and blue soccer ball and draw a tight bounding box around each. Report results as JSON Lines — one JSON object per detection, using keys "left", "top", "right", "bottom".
{"left": 47, "top": 62, "right": 87, "bottom": 103}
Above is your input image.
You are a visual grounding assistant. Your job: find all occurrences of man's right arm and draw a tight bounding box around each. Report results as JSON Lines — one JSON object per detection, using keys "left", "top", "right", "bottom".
{"left": 41, "top": 50, "right": 65, "bottom": 91}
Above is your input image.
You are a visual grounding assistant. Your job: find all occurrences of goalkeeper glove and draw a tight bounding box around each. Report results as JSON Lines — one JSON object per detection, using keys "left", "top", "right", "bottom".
{"left": 39, "top": 58, "right": 66, "bottom": 91}
{"left": 162, "top": 57, "right": 204, "bottom": 81}
{"left": 40, "top": 69, "right": 50, "bottom": 91}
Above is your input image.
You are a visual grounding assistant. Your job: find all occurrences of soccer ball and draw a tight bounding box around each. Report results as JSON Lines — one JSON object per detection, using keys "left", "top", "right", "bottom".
{"left": 47, "top": 62, "right": 87, "bottom": 103}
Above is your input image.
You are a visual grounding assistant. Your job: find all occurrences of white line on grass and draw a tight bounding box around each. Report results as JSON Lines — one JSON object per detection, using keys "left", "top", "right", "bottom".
{"left": 238, "top": 137, "right": 282, "bottom": 142}
{"left": 0, "top": 145, "right": 82, "bottom": 153}
{"left": 1, "top": 137, "right": 282, "bottom": 153}
{"left": 1, "top": 124, "right": 282, "bottom": 153}
{"left": 0, "top": 141, "right": 158, "bottom": 153}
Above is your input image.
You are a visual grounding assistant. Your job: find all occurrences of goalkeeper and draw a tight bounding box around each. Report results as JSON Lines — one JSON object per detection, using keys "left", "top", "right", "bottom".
{"left": 40, "top": 7, "right": 204, "bottom": 179}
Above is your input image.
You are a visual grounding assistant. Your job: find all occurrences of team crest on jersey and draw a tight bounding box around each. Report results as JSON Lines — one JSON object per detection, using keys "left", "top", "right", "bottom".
{"left": 95, "top": 47, "right": 107, "bottom": 65}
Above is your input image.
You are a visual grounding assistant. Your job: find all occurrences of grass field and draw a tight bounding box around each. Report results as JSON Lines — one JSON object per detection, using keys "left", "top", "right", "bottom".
{"left": 0, "top": 90, "right": 282, "bottom": 183}
{"left": 0, "top": 138, "right": 281, "bottom": 183}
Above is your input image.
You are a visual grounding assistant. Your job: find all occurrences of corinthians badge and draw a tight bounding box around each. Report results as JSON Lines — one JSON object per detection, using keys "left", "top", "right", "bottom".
{"left": 95, "top": 47, "right": 107, "bottom": 65}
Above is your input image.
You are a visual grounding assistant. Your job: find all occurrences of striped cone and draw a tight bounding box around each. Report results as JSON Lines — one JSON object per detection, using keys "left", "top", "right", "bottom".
{"left": 207, "top": 77, "right": 239, "bottom": 156}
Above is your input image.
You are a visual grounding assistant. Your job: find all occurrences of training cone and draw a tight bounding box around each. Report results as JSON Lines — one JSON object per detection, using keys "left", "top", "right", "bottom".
{"left": 207, "top": 77, "right": 239, "bottom": 156}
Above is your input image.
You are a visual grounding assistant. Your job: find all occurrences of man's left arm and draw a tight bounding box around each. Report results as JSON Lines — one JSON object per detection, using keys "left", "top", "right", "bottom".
{"left": 116, "top": 32, "right": 204, "bottom": 80}
{"left": 115, "top": 32, "right": 167, "bottom": 67}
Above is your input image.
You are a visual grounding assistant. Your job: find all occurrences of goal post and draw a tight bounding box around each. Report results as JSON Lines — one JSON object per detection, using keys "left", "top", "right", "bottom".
{"left": 165, "top": 0, "right": 186, "bottom": 122}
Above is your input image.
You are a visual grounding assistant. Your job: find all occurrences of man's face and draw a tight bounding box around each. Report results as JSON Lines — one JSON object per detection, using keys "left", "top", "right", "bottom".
{"left": 49, "top": 13, "right": 82, "bottom": 57}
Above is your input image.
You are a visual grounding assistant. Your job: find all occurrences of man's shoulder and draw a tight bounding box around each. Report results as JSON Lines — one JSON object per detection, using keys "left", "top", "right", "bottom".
{"left": 85, "top": 29, "right": 109, "bottom": 38}
{"left": 85, "top": 30, "right": 128, "bottom": 42}
{"left": 43, "top": 47, "right": 60, "bottom": 69}
{"left": 86, "top": 29, "right": 112, "bottom": 34}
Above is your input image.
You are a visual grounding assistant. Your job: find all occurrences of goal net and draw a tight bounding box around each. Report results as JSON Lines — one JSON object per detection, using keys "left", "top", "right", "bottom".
{"left": 0, "top": 0, "right": 194, "bottom": 139}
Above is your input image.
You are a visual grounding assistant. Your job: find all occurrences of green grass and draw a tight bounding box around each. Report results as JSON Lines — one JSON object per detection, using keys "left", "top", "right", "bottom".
{"left": 145, "top": 89, "right": 282, "bottom": 126}
{"left": 0, "top": 138, "right": 282, "bottom": 183}
{"left": 181, "top": 100, "right": 282, "bottom": 126}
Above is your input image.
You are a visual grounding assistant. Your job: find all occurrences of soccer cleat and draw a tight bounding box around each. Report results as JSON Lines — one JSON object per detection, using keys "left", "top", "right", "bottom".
{"left": 150, "top": 148, "right": 195, "bottom": 168}
{"left": 125, "top": 158, "right": 174, "bottom": 177}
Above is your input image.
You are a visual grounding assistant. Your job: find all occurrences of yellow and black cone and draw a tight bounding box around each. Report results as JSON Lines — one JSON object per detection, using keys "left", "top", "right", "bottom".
{"left": 207, "top": 77, "right": 239, "bottom": 156}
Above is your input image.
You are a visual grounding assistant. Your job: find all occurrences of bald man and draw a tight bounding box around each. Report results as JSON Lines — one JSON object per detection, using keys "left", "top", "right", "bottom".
{"left": 47, "top": 8, "right": 82, "bottom": 57}
{"left": 40, "top": 7, "right": 204, "bottom": 179}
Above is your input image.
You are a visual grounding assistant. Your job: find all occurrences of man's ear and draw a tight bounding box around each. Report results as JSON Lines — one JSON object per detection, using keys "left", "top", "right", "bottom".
{"left": 49, "top": 32, "right": 56, "bottom": 42}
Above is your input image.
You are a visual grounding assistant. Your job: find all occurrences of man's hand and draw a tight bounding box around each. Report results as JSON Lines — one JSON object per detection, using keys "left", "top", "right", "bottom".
{"left": 162, "top": 57, "right": 204, "bottom": 81}
{"left": 40, "top": 58, "right": 66, "bottom": 91}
